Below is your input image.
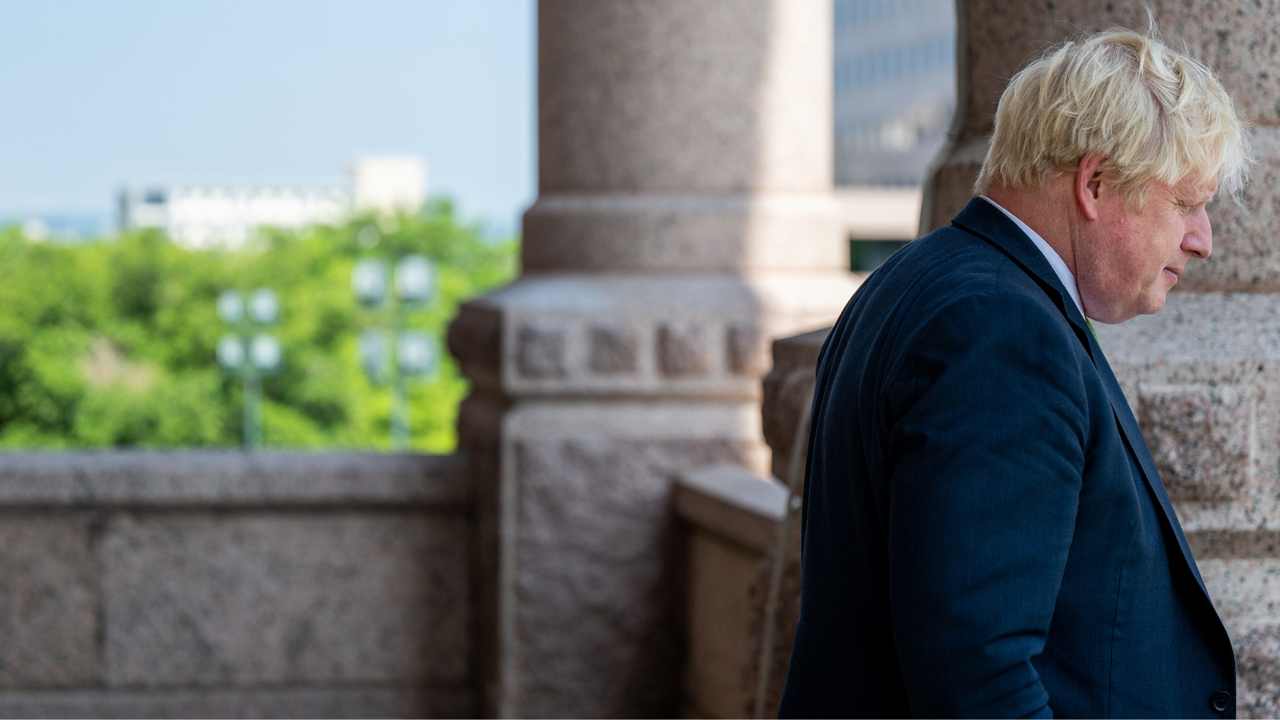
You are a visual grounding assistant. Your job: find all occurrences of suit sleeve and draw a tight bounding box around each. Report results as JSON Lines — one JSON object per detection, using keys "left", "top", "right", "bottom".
{"left": 884, "top": 290, "right": 1089, "bottom": 718}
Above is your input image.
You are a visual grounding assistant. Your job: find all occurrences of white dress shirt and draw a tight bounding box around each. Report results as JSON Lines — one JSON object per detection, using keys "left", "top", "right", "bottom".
{"left": 980, "top": 195, "right": 1085, "bottom": 318}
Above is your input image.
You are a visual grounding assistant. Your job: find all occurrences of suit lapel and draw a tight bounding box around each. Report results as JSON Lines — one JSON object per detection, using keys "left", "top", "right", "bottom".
{"left": 1084, "top": 330, "right": 1212, "bottom": 595}
{"left": 951, "top": 198, "right": 1211, "bottom": 598}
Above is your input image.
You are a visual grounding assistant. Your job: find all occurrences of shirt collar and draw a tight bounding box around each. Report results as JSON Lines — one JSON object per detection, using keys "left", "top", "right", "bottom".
{"left": 979, "top": 195, "right": 1084, "bottom": 318}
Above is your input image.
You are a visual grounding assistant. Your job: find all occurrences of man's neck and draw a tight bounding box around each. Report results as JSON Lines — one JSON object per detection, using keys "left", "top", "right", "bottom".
{"left": 981, "top": 185, "right": 1086, "bottom": 319}
{"left": 984, "top": 182, "right": 1077, "bottom": 276}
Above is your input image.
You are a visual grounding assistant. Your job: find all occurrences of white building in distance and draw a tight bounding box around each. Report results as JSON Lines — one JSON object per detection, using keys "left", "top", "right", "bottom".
{"left": 118, "top": 155, "right": 427, "bottom": 249}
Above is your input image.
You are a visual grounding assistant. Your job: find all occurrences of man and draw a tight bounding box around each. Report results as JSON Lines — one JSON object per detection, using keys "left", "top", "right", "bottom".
{"left": 778, "top": 27, "right": 1252, "bottom": 718}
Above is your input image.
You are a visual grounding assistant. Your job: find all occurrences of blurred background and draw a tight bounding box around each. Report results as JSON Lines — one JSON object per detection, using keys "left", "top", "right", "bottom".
{"left": 0, "top": 0, "right": 533, "bottom": 452}
{"left": 5, "top": 5, "right": 1278, "bottom": 719}
{"left": 0, "top": 0, "right": 953, "bottom": 453}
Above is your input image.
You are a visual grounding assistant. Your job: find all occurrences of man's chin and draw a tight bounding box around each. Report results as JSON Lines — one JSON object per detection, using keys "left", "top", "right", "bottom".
{"left": 1083, "top": 286, "right": 1173, "bottom": 323}
{"left": 1087, "top": 302, "right": 1153, "bottom": 325}
{"left": 1143, "top": 291, "right": 1169, "bottom": 317}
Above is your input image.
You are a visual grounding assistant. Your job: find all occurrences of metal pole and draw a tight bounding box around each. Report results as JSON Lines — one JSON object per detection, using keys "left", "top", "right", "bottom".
{"left": 390, "top": 300, "right": 409, "bottom": 451}
{"left": 244, "top": 367, "right": 262, "bottom": 449}
{"left": 391, "top": 369, "right": 408, "bottom": 451}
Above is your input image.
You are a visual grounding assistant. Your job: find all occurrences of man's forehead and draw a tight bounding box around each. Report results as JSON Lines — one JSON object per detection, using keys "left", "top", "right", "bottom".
{"left": 1159, "top": 174, "right": 1218, "bottom": 202}
{"left": 1178, "top": 174, "right": 1218, "bottom": 197}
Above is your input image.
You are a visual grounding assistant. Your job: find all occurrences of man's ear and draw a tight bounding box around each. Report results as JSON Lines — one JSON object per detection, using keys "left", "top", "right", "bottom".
{"left": 1076, "top": 154, "right": 1104, "bottom": 221}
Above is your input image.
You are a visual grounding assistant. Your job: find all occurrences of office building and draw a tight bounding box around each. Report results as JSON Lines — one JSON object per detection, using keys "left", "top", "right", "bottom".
{"left": 118, "top": 155, "right": 427, "bottom": 249}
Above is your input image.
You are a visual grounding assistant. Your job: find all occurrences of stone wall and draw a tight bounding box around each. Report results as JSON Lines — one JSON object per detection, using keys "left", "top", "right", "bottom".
{"left": 922, "top": 2, "right": 1280, "bottom": 716}
{"left": 0, "top": 452, "right": 473, "bottom": 719}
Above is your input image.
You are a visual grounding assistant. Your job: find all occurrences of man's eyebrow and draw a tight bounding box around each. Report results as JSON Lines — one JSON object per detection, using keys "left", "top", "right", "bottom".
{"left": 1180, "top": 188, "right": 1215, "bottom": 204}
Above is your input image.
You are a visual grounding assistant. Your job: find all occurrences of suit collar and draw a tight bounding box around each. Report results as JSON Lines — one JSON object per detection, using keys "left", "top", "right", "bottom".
{"left": 952, "top": 197, "right": 1093, "bottom": 342}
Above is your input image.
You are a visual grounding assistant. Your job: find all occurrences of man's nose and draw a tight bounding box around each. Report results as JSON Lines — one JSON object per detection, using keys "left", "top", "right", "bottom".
{"left": 1184, "top": 210, "right": 1213, "bottom": 259}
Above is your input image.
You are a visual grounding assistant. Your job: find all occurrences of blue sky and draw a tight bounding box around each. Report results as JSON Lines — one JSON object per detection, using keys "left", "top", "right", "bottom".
{"left": 0, "top": 0, "right": 535, "bottom": 233}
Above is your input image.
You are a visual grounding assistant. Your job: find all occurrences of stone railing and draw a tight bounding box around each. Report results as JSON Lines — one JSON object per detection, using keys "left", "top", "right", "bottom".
{"left": 0, "top": 451, "right": 473, "bottom": 718}
{"left": 675, "top": 464, "right": 792, "bottom": 720}
{"left": 675, "top": 330, "right": 825, "bottom": 719}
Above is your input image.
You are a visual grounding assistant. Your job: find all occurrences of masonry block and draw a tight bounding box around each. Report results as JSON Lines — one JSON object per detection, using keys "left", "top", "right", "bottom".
{"left": 589, "top": 324, "right": 639, "bottom": 374}
{"left": 659, "top": 323, "right": 709, "bottom": 377}
{"left": 101, "top": 512, "right": 469, "bottom": 688}
{"left": 1138, "top": 384, "right": 1253, "bottom": 502}
{"left": 1230, "top": 621, "right": 1280, "bottom": 720}
{"left": 0, "top": 514, "right": 98, "bottom": 689}
{"left": 517, "top": 323, "right": 568, "bottom": 379}
{"left": 0, "top": 685, "right": 473, "bottom": 720}
{"left": 726, "top": 322, "right": 765, "bottom": 376}
{"left": 513, "top": 435, "right": 750, "bottom": 717}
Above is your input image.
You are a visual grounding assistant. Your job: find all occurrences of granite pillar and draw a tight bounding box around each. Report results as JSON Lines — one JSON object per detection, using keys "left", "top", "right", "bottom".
{"left": 923, "top": 2, "right": 1280, "bottom": 715}
{"left": 447, "top": 1, "right": 857, "bottom": 716}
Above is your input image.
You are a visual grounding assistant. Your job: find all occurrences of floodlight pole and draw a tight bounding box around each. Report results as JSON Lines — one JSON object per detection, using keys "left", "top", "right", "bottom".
{"left": 217, "top": 288, "right": 281, "bottom": 450}
{"left": 227, "top": 314, "right": 265, "bottom": 450}
{"left": 243, "top": 368, "right": 262, "bottom": 449}
{"left": 352, "top": 253, "right": 436, "bottom": 452}
{"left": 390, "top": 301, "right": 410, "bottom": 451}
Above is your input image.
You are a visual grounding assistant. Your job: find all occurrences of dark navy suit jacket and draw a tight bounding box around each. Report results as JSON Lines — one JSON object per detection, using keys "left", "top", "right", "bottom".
{"left": 778, "top": 199, "right": 1236, "bottom": 718}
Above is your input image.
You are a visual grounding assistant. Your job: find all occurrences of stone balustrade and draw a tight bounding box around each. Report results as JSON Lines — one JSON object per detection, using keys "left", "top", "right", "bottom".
{"left": 675, "top": 463, "right": 795, "bottom": 720}
{"left": 0, "top": 451, "right": 473, "bottom": 719}
{"left": 673, "top": 330, "right": 828, "bottom": 720}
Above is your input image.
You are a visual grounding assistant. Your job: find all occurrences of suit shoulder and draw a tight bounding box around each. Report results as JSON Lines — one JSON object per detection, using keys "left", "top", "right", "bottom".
{"left": 865, "top": 224, "right": 1051, "bottom": 320}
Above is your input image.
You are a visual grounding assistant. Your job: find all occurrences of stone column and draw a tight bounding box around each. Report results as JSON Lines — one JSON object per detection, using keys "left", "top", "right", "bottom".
{"left": 924, "top": 2, "right": 1280, "bottom": 715}
{"left": 447, "top": 1, "right": 857, "bottom": 717}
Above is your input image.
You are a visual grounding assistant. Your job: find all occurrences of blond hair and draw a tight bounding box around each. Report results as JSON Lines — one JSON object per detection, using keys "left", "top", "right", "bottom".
{"left": 974, "top": 26, "right": 1252, "bottom": 207}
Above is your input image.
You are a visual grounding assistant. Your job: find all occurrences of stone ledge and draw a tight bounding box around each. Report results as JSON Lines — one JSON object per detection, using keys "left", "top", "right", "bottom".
{"left": 0, "top": 684, "right": 473, "bottom": 719}
{"left": 1189, "top": 531, "right": 1280, "bottom": 559}
{"left": 449, "top": 273, "right": 859, "bottom": 400}
{"left": 1094, "top": 292, "right": 1280, "bottom": 364}
{"left": 0, "top": 451, "right": 469, "bottom": 508}
{"left": 522, "top": 192, "right": 846, "bottom": 273}
{"left": 769, "top": 326, "right": 829, "bottom": 370}
{"left": 674, "top": 463, "right": 786, "bottom": 554}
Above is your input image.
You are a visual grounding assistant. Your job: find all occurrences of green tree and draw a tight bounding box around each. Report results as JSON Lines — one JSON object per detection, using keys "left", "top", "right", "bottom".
{"left": 0, "top": 199, "right": 515, "bottom": 453}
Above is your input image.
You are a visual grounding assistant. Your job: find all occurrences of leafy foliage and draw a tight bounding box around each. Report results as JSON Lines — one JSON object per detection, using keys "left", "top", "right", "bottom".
{"left": 0, "top": 200, "right": 516, "bottom": 452}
